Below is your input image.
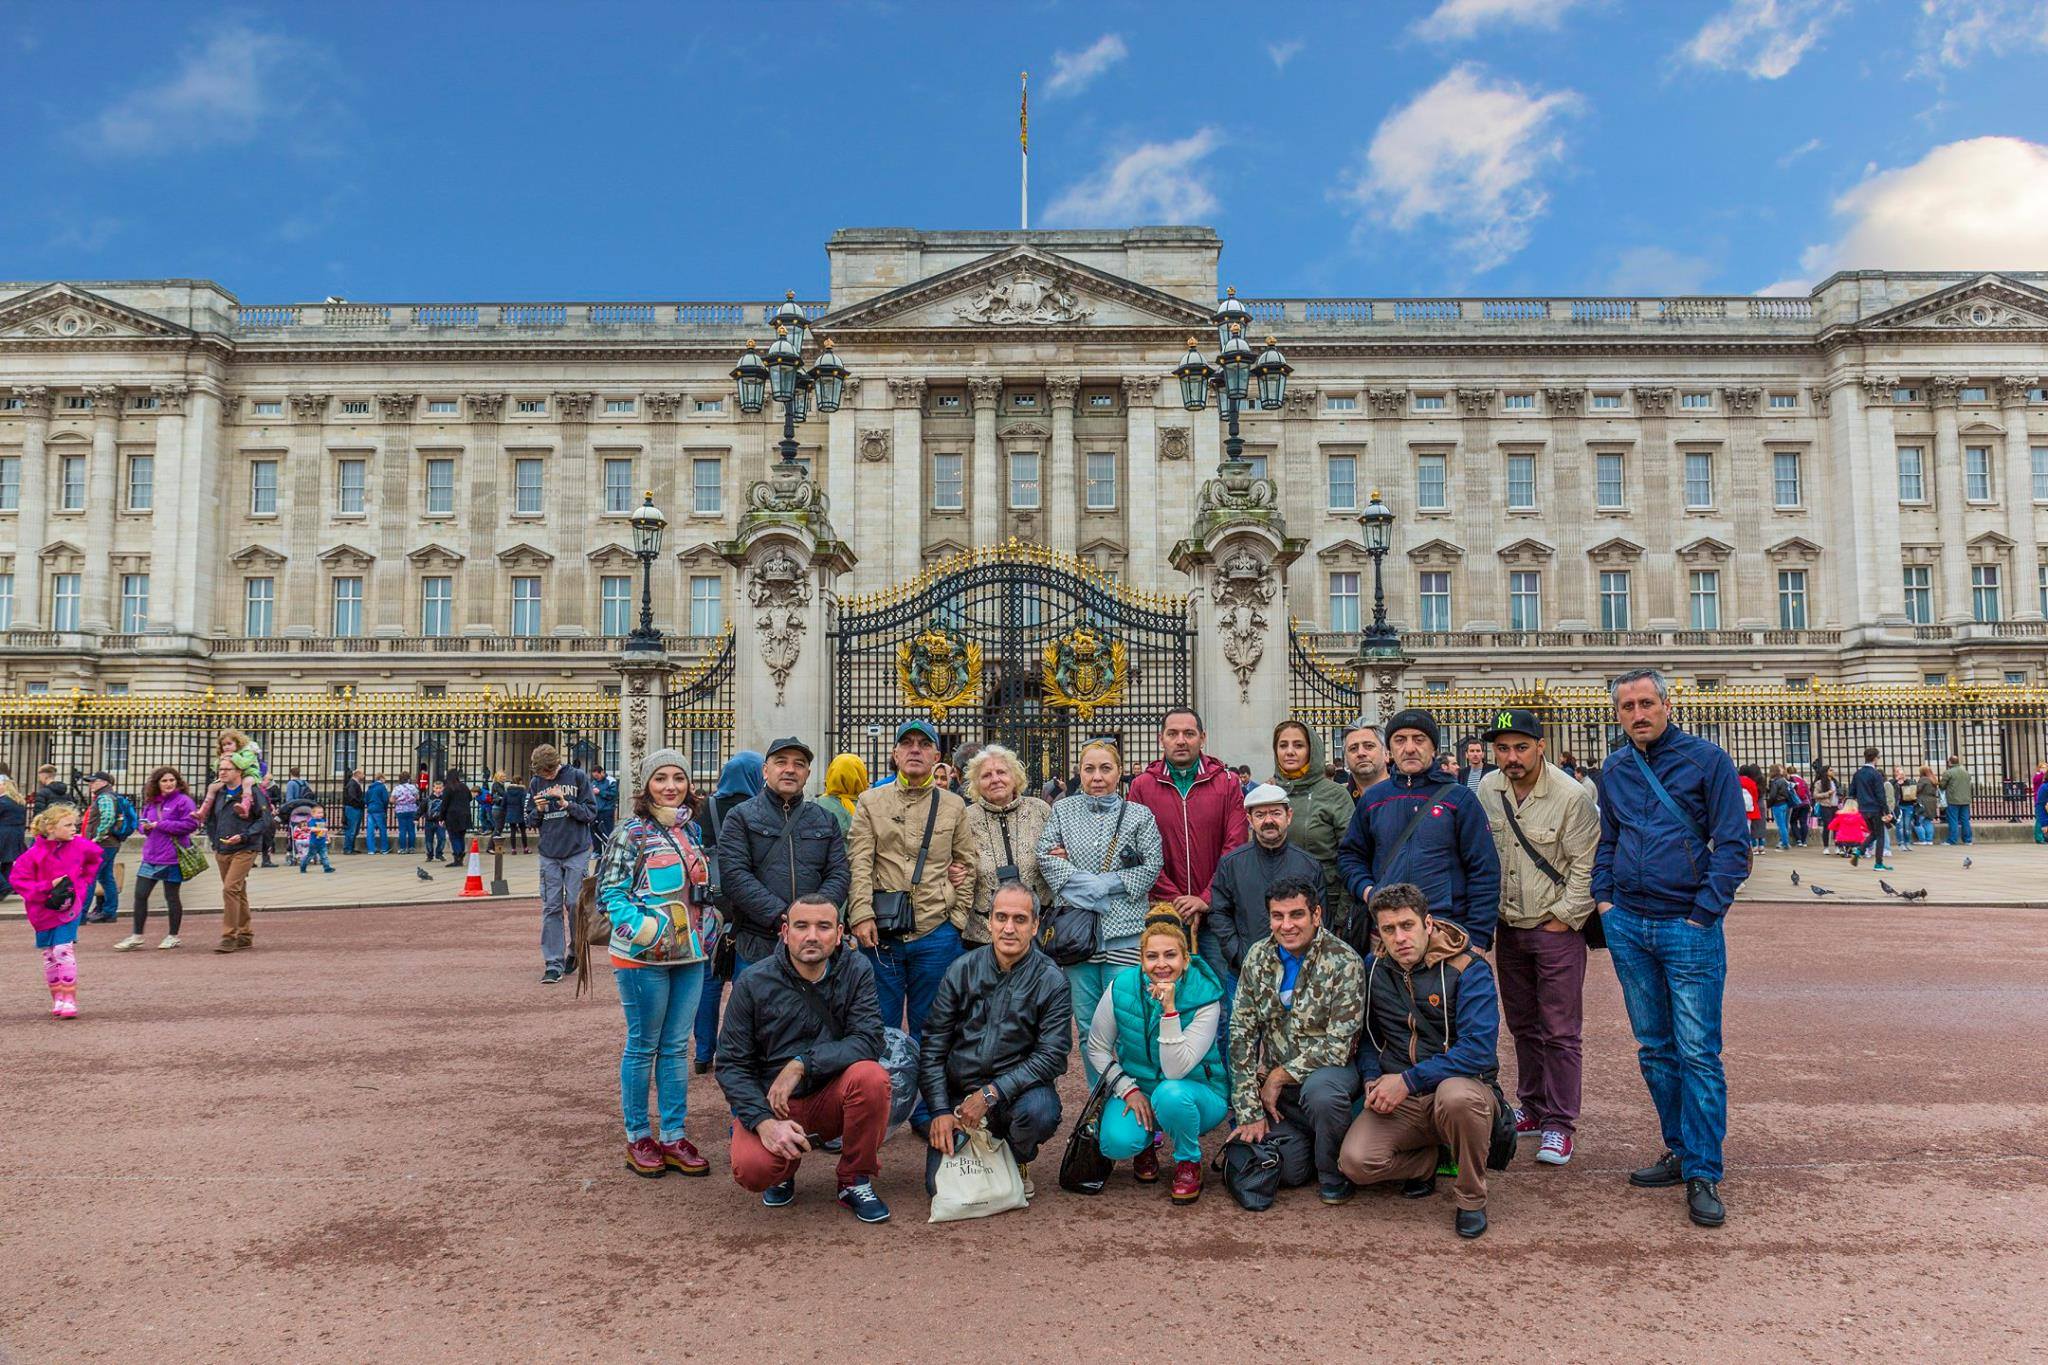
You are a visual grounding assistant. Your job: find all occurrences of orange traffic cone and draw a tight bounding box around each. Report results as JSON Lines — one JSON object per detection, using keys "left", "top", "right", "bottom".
{"left": 458, "top": 837, "right": 487, "bottom": 898}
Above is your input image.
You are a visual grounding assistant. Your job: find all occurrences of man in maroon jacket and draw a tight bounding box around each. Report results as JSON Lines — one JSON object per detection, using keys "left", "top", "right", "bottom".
{"left": 1127, "top": 707, "right": 1249, "bottom": 941}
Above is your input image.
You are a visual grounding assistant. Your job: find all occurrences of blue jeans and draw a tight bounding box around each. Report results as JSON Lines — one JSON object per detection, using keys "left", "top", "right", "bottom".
{"left": 425, "top": 822, "right": 447, "bottom": 861}
{"left": 922, "top": 1082, "right": 1063, "bottom": 1192}
{"left": 90, "top": 840, "right": 120, "bottom": 917}
{"left": 396, "top": 812, "right": 416, "bottom": 851}
{"left": 297, "top": 837, "right": 333, "bottom": 872}
{"left": 342, "top": 807, "right": 363, "bottom": 853}
{"left": 1769, "top": 803, "right": 1791, "bottom": 848}
{"left": 1605, "top": 906, "right": 1728, "bottom": 1183}
{"left": 616, "top": 961, "right": 707, "bottom": 1142}
{"left": 1944, "top": 804, "right": 1973, "bottom": 844}
{"left": 696, "top": 951, "right": 756, "bottom": 1064}
{"left": 1062, "top": 960, "right": 1118, "bottom": 1086}
{"left": 1100, "top": 1079, "right": 1228, "bottom": 1163}
{"left": 864, "top": 922, "right": 964, "bottom": 1121}
{"left": 367, "top": 813, "right": 389, "bottom": 853}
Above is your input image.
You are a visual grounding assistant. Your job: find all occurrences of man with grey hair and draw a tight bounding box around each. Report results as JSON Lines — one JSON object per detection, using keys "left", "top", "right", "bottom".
{"left": 1592, "top": 667, "right": 1749, "bottom": 1230}
{"left": 1341, "top": 721, "right": 1387, "bottom": 799}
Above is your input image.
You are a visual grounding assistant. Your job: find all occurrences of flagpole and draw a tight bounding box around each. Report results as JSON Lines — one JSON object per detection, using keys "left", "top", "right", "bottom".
{"left": 1020, "top": 70, "right": 1029, "bottom": 231}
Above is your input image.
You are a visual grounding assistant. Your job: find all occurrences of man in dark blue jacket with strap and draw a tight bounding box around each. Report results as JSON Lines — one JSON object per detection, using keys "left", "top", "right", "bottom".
{"left": 1593, "top": 667, "right": 1749, "bottom": 1231}
{"left": 1336, "top": 708, "right": 1500, "bottom": 951}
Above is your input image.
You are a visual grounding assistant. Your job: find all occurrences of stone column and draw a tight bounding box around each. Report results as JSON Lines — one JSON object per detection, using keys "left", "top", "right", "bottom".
{"left": 826, "top": 377, "right": 862, "bottom": 553}
{"left": 1633, "top": 389, "right": 1678, "bottom": 624}
{"left": 1366, "top": 389, "right": 1410, "bottom": 628}
{"left": 80, "top": 386, "right": 122, "bottom": 632}
{"left": 374, "top": 393, "right": 415, "bottom": 634}
{"left": 888, "top": 378, "right": 925, "bottom": 582}
{"left": 722, "top": 461, "right": 855, "bottom": 761}
{"left": 613, "top": 647, "right": 674, "bottom": 805}
{"left": 145, "top": 384, "right": 188, "bottom": 633}
{"left": 1047, "top": 374, "right": 1081, "bottom": 556}
{"left": 1859, "top": 381, "right": 1906, "bottom": 624}
{"left": 969, "top": 376, "right": 1003, "bottom": 549}
{"left": 1550, "top": 390, "right": 1592, "bottom": 626}
{"left": 1930, "top": 377, "right": 1972, "bottom": 623}
{"left": 9, "top": 387, "right": 52, "bottom": 628}
{"left": 175, "top": 388, "right": 224, "bottom": 635}
{"left": 464, "top": 394, "right": 505, "bottom": 633}
{"left": 1720, "top": 387, "right": 1765, "bottom": 626}
{"left": 1123, "top": 375, "right": 1161, "bottom": 592}
{"left": 1457, "top": 388, "right": 1500, "bottom": 628}
{"left": 2001, "top": 376, "right": 2041, "bottom": 620}
{"left": 554, "top": 393, "right": 596, "bottom": 626}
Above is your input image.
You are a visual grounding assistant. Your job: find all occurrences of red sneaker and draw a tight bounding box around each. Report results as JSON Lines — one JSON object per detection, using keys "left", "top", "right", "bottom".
{"left": 1132, "top": 1141, "right": 1160, "bottom": 1183}
{"left": 625, "top": 1137, "right": 666, "bottom": 1178}
{"left": 1514, "top": 1107, "right": 1540, "bottom": 1136}
{"left": 1170, "top": 1159, "right": 1203, "bottom": 1204}
{"left": 658, "top": 1136, "right": 709, "bottom": 1176}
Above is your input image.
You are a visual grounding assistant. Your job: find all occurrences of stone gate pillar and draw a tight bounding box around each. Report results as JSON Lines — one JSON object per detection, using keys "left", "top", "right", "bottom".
{"left": 1171, "top": 464, "right": 1303, "bottom": 770}
{"left": 613, "top": 645, "right": 673, "bottom": 797}
{"left": 722, "top": 461, "right": 856, "bottom": 781}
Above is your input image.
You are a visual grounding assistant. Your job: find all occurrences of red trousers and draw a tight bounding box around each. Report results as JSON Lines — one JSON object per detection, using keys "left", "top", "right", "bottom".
{"left": 730, "top": 1060, "right": 891, "bottom": 1192}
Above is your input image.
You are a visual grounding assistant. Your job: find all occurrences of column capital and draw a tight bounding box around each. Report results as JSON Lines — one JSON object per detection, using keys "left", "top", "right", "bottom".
{"left": 1632, "top": 386, "right": 1674, "bottom": 416}
{"left": 10, "top": 385, "right": 52, "bottom": 419}
{"left": 888, "top": 376, "right": 928, "bottom": 408}
{"left": 1999, "top": 376, "right": 2038, "bottom": 407}
{"left": 1456, "top": 387, "right": 1495, "bottom": 416}
{"left": 1718, "top": 386, "right": 1762, "bottom": 416}
{"left": 1859, "top": 374, "right": 1895, "bottom": 406}
{"left": 378, "top": 392, "right": 418, "bottom": 419}
{"left": 643, "top": 392, "right": 682, "bottom": 422}
{"left": 1119, "top": 374, "right": 1156, "bottom": 405}
{"left": 1282, "top": 385, "right": 1317, "bottom": 416}
{"left": 552, "top": 391, "right": 595, "bottom": 421}
{"left": 1543, "top": 386, "right": 1586, "bottom": 416}
{"left": 84, "top": 384, "right": 123, "bottom": 414}
{"left": 1047, "top": 374, "right": 1082, "bottom": 410}
{"left": 969, "top": 375, "right": 1004, "bottom": 409}
{"left": 149, "top": 382, "right": 188, "bottom": 415}
{"left": 291, "top": 392, "right": 330, "bottom": 422}
{"left": 1366, "top": 388, "right": 1406, "bottom": 416}
{"left": 1929, "top": 375, "right": 1966, "bottom": 407}
{"left": 466, "top": 392, "right": 507, "bottom": 422}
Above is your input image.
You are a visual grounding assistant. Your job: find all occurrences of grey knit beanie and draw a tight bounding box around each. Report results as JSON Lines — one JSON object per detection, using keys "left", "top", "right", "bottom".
{"left": 640, "top": 748, "right": 689, "bottom": 790}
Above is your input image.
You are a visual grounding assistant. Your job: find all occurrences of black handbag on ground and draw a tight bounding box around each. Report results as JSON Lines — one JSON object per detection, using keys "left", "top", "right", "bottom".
{"left": 1215, "top": 1123, "right": 1311, "bottom": 1211}
{"left": 1041, "top": 803, "right": 1127, "bottom": 967}
{"left": 1056, "top": 1074, "right": 1117, "bottom": 1195}
{"left": 871, "top": 791, "right": 941, "bottom": 939}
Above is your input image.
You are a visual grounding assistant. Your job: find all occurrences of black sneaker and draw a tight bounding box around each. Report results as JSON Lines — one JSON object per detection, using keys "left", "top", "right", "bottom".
{"left": 1401, "top": 1176, "right": 1438, "bottom": 1199}
{"left": 1687, "top": 1178, "right": 1726, "bottom": 1227}
{"left": 1455, "top": 1208, "right": 1488, "bottom": 1239}
{"left": 1318, "top": 1177, "right": 1357, "bottom": 1206}
{"left": 761, "top": 1179, "right": 796, "bottom": 1208}
{"left": 541, "top": 968, "right": 563, "bottom": 985}
{"left": 1630, "top": 1150, "right": 1684, "bottom": 1188}
{"left": 836, "top": 1181, "right": 891, "bottom": 1223}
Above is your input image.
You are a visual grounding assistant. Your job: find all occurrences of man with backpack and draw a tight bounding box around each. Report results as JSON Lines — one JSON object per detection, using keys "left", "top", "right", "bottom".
{"left": 82, "top": 772, "right": 135, "bottom": 922}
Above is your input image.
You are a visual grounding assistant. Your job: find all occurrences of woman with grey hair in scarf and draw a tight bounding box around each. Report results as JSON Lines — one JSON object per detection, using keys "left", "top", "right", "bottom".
{"left": 946, "top": 743, "right": 1055, "bottom": 945}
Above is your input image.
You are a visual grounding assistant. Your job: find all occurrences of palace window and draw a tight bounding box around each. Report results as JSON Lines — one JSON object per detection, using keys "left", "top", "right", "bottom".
{"left": 1599, "top": 570, "right": 1632, "bottom": 630}
{"left": 1897, "top": 447, "right": 1926, "bottom": 502}
{"left": 1327, "top": 454, "right": 1357, "bottom": 510}
{"left": 1009, "top": 451, "right": 1041, "bottom": 508}
{"left": 421, "top": 576, "right": 453, "bottom": 637}
{"left": 340, "top": 400, "right": 371, "bottom": 416}
{"left": 1892, "top": 386, "right": 1921, "bottom": 403}
{"left": 695, "top": 398, "right": 722, "bottom": 413}
{"left": 1503, "top": 392, "right": 1535, "bottom": 412}
{"left": 60, "top": 455, "right": 85, "bottom": 510}
{"left": 337, "top": 458, "right": 366, "bottom": 515}
{"left": 252, "top": 400, "right": 282, "bottom": 417}
{"left": 1418, "top": 571, "right": 1451, "bottom": 632}
{"left": 425, "top": 457, "right": 455, "bottom": 514}
{"left": 514, "top": 458, "right": 544, "bottom": 515}
{"left": 1772, "top": 451, "right": 1802, "bottom": 507}
{"left": 516, "top": 398, "right": 546, "bottom": 415}
{"left": 243, "top": 578, "right": 274, "bottom": 637}
{"left": 692, "top": 457, "right": 723, "bottom": 514}
{"left": 1777, "top": 569, "right": 1808, "bottom": 629}
{"left": 426, "top": 399, "right": 458, "bottom": 415}
{"left": 600, "top": 576, "right": 631, "bottom": 636}
{"left": 2032, "top": 447, "right": 2048, "bottom": 502}
{"left": 1085, "top": 452, "right": 1116, "bottom": 510}
{"left": 1590, "top": 393, "right": 1623, "bottom": 410}
{"left": 1508, "top": 570, "right": 1541, "bottom": 630}
{"left": 1416, "top": 453, "right": 1447, "bottom": 511}
{"left": 126, "top": 455, "right": 153, "bottom": 511}
{"left": 1689, "top": 570, "right": 1720, "bottom": 630}
{"left": 1768, "top": 393, "right": 1798, "bottom": 409}
{"left": 931, "top": 453, "right": 965, "bottom": 510}
{"left": 1088, "top": 392, "right": 1115, "bottom": 408}
{"left": 331, "top": 576, "right": 363, "bottom": 637}
{"left": 1965, "top": 446, "right": 1992, "bottom": 501}
{"left": 0, "top": 456, "right": 16, "bottom": 510}
{"left": 1595, "top": 452, "right": 1625, "bottom": 509}
{"left": 689, "top": 575, "right": 724, "bottom": 636}
{"left": 935, "top": 394, "right": 962, "bottom": 410}
{"left": 0, "top": 573, "right": 11, "bottom": 630}
{"left": 120, "top": 574, "right": 148, "bottom": 633}
{"left": 603, "top": 458, "right": 635, "bottom": 514}
{"left": 1680, "top": 392, "right": 1711, "bottom": 410}
{"left": 2040, "top": 564, "right": 2047, "bottom": 618}
{"left": 1329, "top": 572, "right": 1360, "bottom": 632}
{"left": 1972, "top": 565, "right": 2002, "bottom": 622}
{"left": 1324, "top": 395, "right": 1357, "bottom": 411}
{"left": 1414, "top": 394, "right": 1447, "bottom": 412}
{"left": 1902, "top": 565, "right": 1932, "bottom": 624}
{"left": 511, "top": 576, "right": 543, "bottom": 636}
{"left": 1960, "top": 386, "right": 1988, "bottom": 403}
{"left": 250, "top": 460, "right": 279, "bottom": 515}
{"left": 130, "top": 394, "right": 157, "bottom": 411}
{"left": 605, "top": 398, "right": 636, "bottom": 415}
{"left": 1506, "top": 454, "right": 1536, "bottom": 510}
{"left": 1684, "top": 452, "right": 1714, "bottom": 509}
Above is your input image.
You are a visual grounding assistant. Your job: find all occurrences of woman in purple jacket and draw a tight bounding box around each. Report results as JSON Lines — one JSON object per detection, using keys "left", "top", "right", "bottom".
{"left": 115, "top": 766, "right": 200, "bottom": 951}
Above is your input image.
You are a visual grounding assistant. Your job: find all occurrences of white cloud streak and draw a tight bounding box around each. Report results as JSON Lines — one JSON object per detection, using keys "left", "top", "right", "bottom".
{"left": 1777, "top": 136, "right": 1824, "bottom": 167}
{"left": 1266, "top": 39, "right": 1305, "bottom": 69}
{"left": 1043, "top": 130, "right": 1221, "bottom": 226}
{"left": 1335, "top": 63, "right": 1582, "bottom": 273}
{"left": 1412, "top": 0, "right": 1589, "bottom": 41}
{"left": 1043, "top": 34, "right": 1128, "bottom": 98}
{"left": 1914, "top": 0, "right": 2048, "bottom": 73}
{"left": 1681, "top": 0, "right": 1845, "bottom": 79}
{"left": 79, "top": 22, "right": 310, "bottom": 155}
{"left": 1793, "top": 137, "right": 2048, "bottom": 278}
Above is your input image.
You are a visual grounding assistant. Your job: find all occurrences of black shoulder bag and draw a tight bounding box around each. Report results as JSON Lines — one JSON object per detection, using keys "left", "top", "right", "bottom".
{"left": 1499, "top": 798, "right": 1604, "bottom": 952}
{"left": 1041, "top": 802, "right": 1127, "bottom": 967}
{"left": 871, "top": 792, "right": 940, "bottom": 939}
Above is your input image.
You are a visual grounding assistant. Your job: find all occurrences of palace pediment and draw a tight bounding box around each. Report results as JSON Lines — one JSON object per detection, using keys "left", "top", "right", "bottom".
{"left": 1850, "top": 274, "right": 2048, "bottom": 335}
{"left": 819, "top": 246, "right": 1213, "bottom": 334}
{"left": 0, "top": 283, "right": 192, "bottom": 344}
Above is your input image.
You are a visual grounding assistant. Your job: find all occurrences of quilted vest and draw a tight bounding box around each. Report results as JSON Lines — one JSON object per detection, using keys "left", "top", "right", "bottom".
{"left": 1109, "top": 956, "right": 1228, "bottom": 1094}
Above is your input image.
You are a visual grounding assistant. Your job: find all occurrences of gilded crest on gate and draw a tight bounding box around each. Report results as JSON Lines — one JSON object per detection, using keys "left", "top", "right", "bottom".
{"left": 1042, "top": 625, "right": 1128, "bottom": 720}
{"left": 897, "top": 625, "right": 984, "bottom": 721}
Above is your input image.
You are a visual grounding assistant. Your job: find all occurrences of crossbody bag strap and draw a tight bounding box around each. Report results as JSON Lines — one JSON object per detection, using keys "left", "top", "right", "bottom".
{"left": 908, "top": 788, "right": 942, "bottom": 885}
{"left": 1627, "top": 747, "right": 1710, "bottom": 849}
{"left": 1379, "top": 795, "right": 1433, "bottom": 877}
{"left": 1499, "top": 798, "right": 1567, "bottom": 888}
{"left": 1099, "top": 801, "right": 1129, "bottom": 873}
{"left": 995, "top": 812, "right": 1017, "bottom": 867}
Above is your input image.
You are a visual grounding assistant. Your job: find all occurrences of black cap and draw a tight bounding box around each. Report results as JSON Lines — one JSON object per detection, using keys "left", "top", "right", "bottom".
{"left": 87, "top": 771, "right": 114, "bottom": 785}
{"left": 764, "top": 736, "right": 814, "bottom": 762}
{"left": 1481, "top": 707, "right": 1545, "bottom": 742}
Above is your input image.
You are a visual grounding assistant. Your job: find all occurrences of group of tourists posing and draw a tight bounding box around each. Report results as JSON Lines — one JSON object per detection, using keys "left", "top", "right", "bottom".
{"left": 592, "top": 665, "right": 1750, "bottom": 1235}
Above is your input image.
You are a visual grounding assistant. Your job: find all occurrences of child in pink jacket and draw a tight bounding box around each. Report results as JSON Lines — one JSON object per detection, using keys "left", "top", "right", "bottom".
{"left": 11, "top": 804, "right": 103, "bottom": 1018}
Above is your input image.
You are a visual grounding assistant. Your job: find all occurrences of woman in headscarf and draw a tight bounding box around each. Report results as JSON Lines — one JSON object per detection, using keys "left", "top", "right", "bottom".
{"left": 948, "top": 743, "right": 1053, "bottom": 946}
{"left": 692, "top": 750, "right": 763, "bottom": 1073}
{"left": 820, "top": 754, "right": 870, "bottom": 835}
{"left": 1038, "top": 738, "right": 1164, "bottom": 1084}
{"left": 1271, "top": 720, "right": 1354, "bottom": 919}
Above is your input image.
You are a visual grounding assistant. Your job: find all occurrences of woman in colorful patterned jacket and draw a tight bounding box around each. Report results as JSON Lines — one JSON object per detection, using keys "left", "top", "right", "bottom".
{"left": 595, "top": 748, "right": 719, "bottom": 1180}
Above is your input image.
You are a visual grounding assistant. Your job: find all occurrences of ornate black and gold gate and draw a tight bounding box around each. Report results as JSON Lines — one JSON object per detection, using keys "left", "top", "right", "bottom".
{"left": 829, "top": 543, "right": 1194, "bottom": 785}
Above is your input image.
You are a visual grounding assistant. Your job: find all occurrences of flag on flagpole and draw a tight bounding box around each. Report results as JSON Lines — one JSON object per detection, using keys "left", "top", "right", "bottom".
{"left": 1020, "top": 70, "right": 1029, "bottom": 229}
{"left": 1020, "top": 70, "right": 1028, "bottom": 151}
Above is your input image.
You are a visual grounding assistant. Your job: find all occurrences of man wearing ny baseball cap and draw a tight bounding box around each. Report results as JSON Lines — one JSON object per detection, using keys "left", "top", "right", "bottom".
{"left": 1476, "top": 707, "right": 1600, "bottom": 1169}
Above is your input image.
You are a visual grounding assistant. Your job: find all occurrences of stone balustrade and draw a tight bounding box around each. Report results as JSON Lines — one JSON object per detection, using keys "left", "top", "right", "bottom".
{"left": 1236, "top": 295, "right": 1816, "bottom": 328}
{"left": 229, "top": 300, "right": 830, "bottom": 337}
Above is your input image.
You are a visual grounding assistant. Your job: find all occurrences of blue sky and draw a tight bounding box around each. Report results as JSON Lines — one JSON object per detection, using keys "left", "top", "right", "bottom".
{"left": 3, "top": 0, "right": 2044, "bottom": 303}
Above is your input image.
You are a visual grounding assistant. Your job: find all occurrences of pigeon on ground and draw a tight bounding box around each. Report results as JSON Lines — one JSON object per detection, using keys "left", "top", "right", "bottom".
{"left": 1879, "top": 880, "right": 1900, "bottom": 897}
{"left": 1962, "top": 857, "right": 1973, "bottom": 869}
{"left": 1810, "top": 885, "right": 1836, "bottom": 897}
{"left": 1901, "top": 888, "right": 1929, "bottom": 901}
{"left": 415, "top": 866, "right": 433, "bottom": 881}
{"left": 1790, "top": 870, "right": 1801, "bottom": 886}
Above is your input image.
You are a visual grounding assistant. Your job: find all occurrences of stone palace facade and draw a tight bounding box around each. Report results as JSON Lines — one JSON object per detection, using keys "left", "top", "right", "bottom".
{"left": 3, "top": 226, "right": 2047, "bottom": 707}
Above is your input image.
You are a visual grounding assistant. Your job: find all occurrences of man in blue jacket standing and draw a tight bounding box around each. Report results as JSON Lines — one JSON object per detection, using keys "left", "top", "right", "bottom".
{"left": 1592, "top": 667, "right": 1749, "bottom": 1230}
{"left": 1336, "top": 708, "right": 1500, "bottom": 951}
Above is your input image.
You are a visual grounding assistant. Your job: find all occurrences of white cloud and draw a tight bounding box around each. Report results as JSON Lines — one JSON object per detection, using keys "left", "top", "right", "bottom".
{"left": 79, "top": 22, "right": 308, "bottom": 154}
{"left": 1266, "top": 39, "right": 1305, "bottom": 69}
{"left": 1043, "top": 34, "right": 1128, "bottom": 98}
{"left": 1044, "top": 130, "right": 1220, "bottom": 226}
{"left": 1412, "top": 0, "right": 1588, "bottom": 41}
{"left": 1604, "top": 246, "right": 1715, "bottom": 295}
{"left": 1793, "top": 137, "right": 2048, "bottom": 277}
{"left": 1777, "top": 136, "right": 1824, "bottom": 167}
{"left": 1335, "top": 63, "right": 1582, "bottom": 273}
{"left": 1914, "top": 0, "right": 2048, "bottom": 73}
{"left": 1681, "top": 0, "right": 1844, "bottom": 79}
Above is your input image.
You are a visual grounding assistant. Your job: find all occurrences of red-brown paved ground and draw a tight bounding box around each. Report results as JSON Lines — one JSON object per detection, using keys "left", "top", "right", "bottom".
{"left": 2, "top": 899, "right": 2044, "bottom": 1362}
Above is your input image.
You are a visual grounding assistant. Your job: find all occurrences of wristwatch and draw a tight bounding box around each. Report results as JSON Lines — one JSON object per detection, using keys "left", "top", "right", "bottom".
{"left": 981, "top": 1085, "right": 1000, "bottom": 1111}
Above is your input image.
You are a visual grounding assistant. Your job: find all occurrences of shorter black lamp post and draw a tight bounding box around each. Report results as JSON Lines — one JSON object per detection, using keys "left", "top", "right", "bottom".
{"left": 1358, "top": 489, "right": 1398, "bottom": 654}
{"left": 627, "top": 492, "right": 668, "bottom": 651}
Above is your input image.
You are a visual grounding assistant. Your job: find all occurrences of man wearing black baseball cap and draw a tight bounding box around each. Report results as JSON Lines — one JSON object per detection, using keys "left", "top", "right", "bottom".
{"left": 1477, "top": 708, "right": 1600, "bottom": 1169}
{"left": 1336, "top": 707, "right": 1499, "bottom": 951}
{"left": 718, "top": 734, "right": 851, "bottom": 973}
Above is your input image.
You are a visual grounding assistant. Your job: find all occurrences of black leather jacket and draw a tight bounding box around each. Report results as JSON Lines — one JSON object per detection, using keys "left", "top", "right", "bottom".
{"left": 917, "top": 943, "right": 1072, "bottom": 1116}
{"left": 717, "top": 789, "right": 852, "bottom": 964}
{"left": 715, "top": 944, "right": 884, "bottom": 1132}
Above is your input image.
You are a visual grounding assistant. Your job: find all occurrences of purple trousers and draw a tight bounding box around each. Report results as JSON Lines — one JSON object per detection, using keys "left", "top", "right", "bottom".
{"left": 1496, "top": 922, "right": 1589, "bottom": 1136}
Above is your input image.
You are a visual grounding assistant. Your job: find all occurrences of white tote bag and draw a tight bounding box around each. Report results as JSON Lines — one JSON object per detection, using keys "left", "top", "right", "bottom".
{"left": 927, "top": 1125, "right": 1027, "bottom": 1224}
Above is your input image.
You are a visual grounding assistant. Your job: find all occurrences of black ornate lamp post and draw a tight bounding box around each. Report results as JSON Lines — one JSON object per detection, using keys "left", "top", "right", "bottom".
{"left": 1172, "top": 286, "right": 1291, "bottom": 478}
{"left": 627, "top": 492, "right": 668, "bottom": 651}
{"left": 1354, "top": 488, "right": 1410, "bottom": 721}
{"left": 732, "top": 291, "right": 849, "bottom": 474}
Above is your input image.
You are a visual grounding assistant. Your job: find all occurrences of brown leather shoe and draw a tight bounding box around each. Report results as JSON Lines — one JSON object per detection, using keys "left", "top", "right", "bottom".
{"left": 1170, "top": 1159, "right": 1204, "bottom": 1204}
{"left": 1132, "top": 1141, "right": 1160, "bottom": 1183}
{"left": 657, "top": 1136, "right": 709, "bottom": 1176}
{"left": 625, "top": 1137, "right": 666, "bottom": 1178}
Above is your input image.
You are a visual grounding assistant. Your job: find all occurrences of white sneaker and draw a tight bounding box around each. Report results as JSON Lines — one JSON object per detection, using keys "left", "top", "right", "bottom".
{"left": 1019, "top": 1163, "right": 1035, "bottom": 1201}
{"left": 157, "top": 935, "right": 181, "bottom": 950}
{"left": 113, "top": 934, "right": 145, "bottom": 952}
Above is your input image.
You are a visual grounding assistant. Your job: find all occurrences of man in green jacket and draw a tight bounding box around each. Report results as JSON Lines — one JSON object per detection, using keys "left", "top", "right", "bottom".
{"left": 1940, "top": 755, "right": 1974, "bottom": 845}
